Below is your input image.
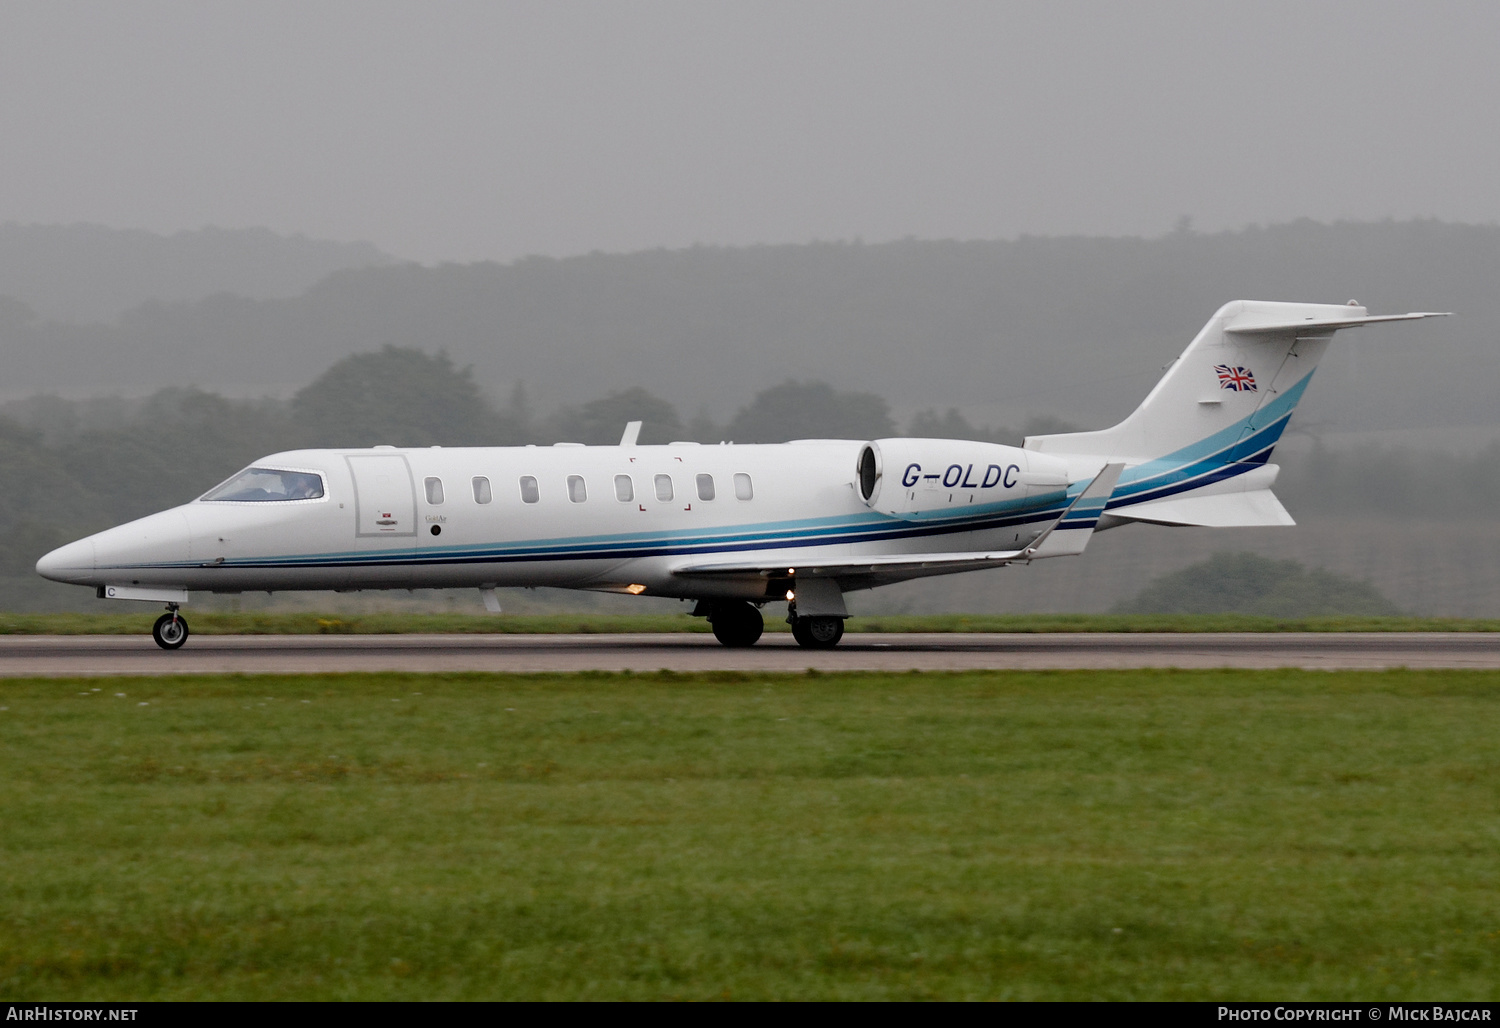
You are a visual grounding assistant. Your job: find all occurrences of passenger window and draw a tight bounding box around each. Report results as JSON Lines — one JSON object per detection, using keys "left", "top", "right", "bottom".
{"left": 734, "top": 473, "right": 753, "bottom": 500}
{"left": 654, "top": 474, "right": 674, "bottom": 502}
{"left": 472, "top": 477, "right": 492, "bottom": 504}
{"left": 424, "top": 477, "right": 445, "bottom": 504}
{"left": 519, "top": 476, "right": 539, "bottom": 503}
{"left": 568, "top": 475, "right": 587, "bottom": 503}
{"left": 614, "top": 475, "right": 634, "bottom": 502}
{"left": 696, "top": 474, "right": 715, "bottom": 501}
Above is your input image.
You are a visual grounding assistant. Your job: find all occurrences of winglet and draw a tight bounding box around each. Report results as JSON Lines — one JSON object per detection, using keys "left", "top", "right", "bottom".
{"left": 1022, "top": 463, "right": 1125, "bottom": 559}
{"left": 619, "top": 421, "right": 642, "bottom": 446}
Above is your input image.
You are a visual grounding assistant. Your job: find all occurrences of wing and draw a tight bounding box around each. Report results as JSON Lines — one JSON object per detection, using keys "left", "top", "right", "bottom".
{"left": 671, "top": 464, "right": 1124, "bottom": 588}
{"left": 674, "top": 547, "right": 1028, "bottom": 578}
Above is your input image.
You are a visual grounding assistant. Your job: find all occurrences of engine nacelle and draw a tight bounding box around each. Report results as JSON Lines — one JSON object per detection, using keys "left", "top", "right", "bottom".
{"left": 856, "top": 438, "right": 1074, "bottom": 520}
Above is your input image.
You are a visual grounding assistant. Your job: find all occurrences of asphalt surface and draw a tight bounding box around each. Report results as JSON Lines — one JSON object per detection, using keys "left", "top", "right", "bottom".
{"left": 0, "top": 632, "right": 1496, "bottom": 676}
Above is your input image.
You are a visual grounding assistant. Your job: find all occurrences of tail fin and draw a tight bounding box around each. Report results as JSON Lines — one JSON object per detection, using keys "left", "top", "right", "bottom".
{"left": 1025, "top": 301, "right": 1447, "bottom": 527}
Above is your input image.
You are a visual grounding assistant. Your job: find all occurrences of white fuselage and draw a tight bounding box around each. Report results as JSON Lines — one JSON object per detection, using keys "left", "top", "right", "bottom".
{"left": 36, "top": 441, "right": 1065, "bottom": 602}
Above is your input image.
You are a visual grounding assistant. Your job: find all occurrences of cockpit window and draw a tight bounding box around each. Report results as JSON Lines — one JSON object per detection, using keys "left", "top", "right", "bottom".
{"left": 201, "top": 467, "right": 325, "bottom": 502}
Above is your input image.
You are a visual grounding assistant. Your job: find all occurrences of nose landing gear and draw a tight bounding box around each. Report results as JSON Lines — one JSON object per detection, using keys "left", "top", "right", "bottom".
{"left": 152, "top": 607, "right": 189, "bottom": 650}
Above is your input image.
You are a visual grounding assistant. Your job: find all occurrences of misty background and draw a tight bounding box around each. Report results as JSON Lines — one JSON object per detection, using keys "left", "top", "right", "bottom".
{"left": 0, "top": 2, "right": 1496, "bottom": 615}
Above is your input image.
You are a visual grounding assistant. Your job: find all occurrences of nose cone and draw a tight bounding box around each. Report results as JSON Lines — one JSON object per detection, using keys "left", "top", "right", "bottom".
{"left": 36, "top": 509, "right": 192, "bottom": 587}
{"left": 89, "top": 510, "right": 194, "bottom": 575}
{"left": 36, "top": 537, "right": 96, "bottom": 583}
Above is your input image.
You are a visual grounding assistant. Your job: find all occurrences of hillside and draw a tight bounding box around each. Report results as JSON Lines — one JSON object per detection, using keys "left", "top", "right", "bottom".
{"left": 0, "top": 223, "right": 394, "bottom": 324}
{"left": 0, "top": 220, "right": 1488, "bottom": 433}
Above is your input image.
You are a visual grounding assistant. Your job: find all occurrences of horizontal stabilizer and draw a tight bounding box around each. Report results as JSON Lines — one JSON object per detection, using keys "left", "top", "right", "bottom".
{"left": 1224, "top": 311, "right": 1450, "bottom": 335}
{"left": 1109, "top": 489, "right": 1294, "bottom": 528}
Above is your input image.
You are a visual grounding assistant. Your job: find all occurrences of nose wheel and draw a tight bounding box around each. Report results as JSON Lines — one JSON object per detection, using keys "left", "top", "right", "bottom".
{"left": 152, "top": 609, "right": 189, "bottom": 650}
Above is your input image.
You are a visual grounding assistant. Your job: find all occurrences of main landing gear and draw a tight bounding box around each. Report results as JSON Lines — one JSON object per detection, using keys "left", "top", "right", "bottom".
{"left": 152, "top": 607, "right": 189, "bottom": 650}
{"left": 788, "top": 612, "right": 844, "bottom": 648}
{"left": 707, "top": 600, "right": 764, "bottom": 647}
{"left": 699, "top": 600, "right": 848, "bottom": 649}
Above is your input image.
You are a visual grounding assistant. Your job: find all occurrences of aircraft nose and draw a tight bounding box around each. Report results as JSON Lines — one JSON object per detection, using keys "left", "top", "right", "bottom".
{"left": 87, "top": 510, "right": 193, "bottom": 575}
{"left": 36, "top": 537, "right": 96, "bottom": 583}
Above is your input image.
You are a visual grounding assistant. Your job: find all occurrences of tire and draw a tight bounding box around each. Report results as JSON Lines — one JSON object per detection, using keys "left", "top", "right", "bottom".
{"left": 709, "top": 601, "right": 764, "bottom": 647}
{"left": 152, "top": 612, "right": 189, "bottom": 650}
{"left": 792, "top": 615, "right": 844, "bottom": 648}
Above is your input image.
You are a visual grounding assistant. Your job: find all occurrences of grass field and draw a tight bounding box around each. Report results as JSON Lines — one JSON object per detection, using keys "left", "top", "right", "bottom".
{"left": 2, "top": 669, "right": 1498, "bottom": 1000}
{"left": 2, "top": 611, "right": 1498, "bottom": 635}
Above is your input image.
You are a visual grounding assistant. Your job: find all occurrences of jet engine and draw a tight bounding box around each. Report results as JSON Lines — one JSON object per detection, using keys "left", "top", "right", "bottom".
{"left": 856, "top": 438, "right": 1074, "bottom": 520}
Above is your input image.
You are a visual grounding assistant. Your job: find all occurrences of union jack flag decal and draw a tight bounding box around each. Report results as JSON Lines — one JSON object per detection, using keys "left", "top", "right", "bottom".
{"left": 1214, "top": 365, "right": 1257, "bottom": 391}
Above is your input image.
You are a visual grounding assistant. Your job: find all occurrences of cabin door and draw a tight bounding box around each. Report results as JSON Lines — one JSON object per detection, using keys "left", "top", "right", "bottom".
{"left": 346, "top": 454, "right": 417, "bottom": 538}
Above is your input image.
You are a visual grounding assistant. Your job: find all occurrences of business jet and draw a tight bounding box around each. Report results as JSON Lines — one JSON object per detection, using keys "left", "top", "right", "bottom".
{"left": 36, "top": 300, "right": 1445, "bottom": 650}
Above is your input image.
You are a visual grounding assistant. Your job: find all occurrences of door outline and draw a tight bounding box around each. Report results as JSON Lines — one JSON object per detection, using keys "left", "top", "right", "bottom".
{"left": 346, "top": 453, "right": 418, "bottom": 538}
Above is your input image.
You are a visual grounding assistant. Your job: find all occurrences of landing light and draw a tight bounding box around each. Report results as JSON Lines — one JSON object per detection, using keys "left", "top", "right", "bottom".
{"left": 786, "top": 590, "right": 795, "bottom": 601}
{"left": 625, "top": 584, "right": 647, "bottom": 595}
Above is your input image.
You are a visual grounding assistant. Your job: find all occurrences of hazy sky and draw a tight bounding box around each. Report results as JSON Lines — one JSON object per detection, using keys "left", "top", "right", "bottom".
{"left": 3, "top": 1, "right": 1498, "bottom": 263}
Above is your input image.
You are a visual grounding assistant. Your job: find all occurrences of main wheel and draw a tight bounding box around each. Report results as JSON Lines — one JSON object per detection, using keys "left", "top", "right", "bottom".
{"left": 709, "top": 601, "right": 764, "bottom": 647}
{"left": 792, "top": 615, "right": 844, "bottom": 648}
{"left": 152, "top": 611, "right": 189, "bottom": 650}
{"left": 790, "top": 617, "right": 812, "bottom": 646}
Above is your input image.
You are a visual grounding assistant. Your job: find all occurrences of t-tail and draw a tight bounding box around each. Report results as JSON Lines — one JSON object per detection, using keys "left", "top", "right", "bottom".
{"left": 1024, "top": 301, "right": 1449, "bottom": 529}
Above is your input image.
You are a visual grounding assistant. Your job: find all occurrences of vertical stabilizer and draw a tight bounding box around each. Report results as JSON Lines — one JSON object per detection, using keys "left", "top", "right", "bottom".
{"left": 1023, "top": 301, "right": 1447, "bottom": 523}
{"left": 1025, "top": 301, "right": 1445, "bottom": 464}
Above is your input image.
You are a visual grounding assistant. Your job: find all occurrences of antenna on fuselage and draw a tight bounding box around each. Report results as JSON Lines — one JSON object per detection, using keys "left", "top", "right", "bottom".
{"left": 619, "top": 421, "right": 642, "bottom": 446}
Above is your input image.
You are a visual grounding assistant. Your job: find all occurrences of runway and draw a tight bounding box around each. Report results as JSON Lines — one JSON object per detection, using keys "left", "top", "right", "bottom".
{"left": 0, "top": 632, "right": 1496, "bottom": 676}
